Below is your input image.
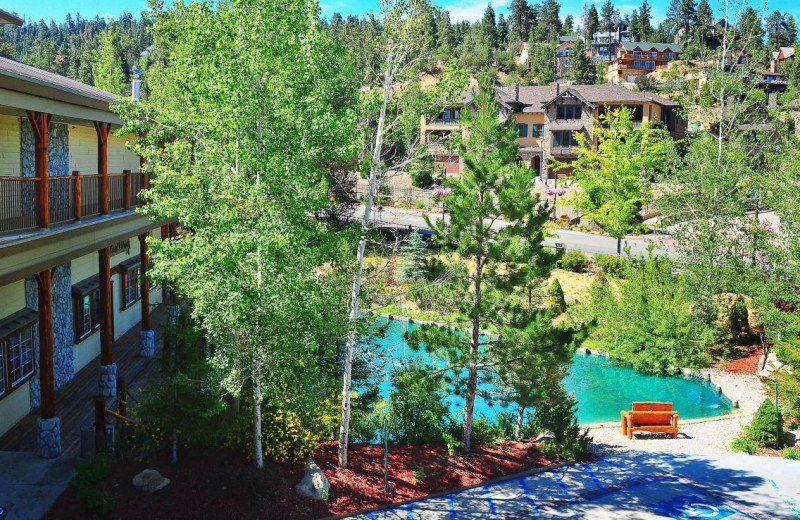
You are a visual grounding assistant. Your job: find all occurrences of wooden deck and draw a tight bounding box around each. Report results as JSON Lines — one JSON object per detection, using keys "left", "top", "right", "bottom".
{"left": 0, "top": 307, "right": 166, "bottom": 454}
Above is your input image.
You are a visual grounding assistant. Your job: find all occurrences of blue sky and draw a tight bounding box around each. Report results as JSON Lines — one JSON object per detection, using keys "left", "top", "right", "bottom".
{"left": 5, "top": 0, "right": 800, "bottom": 28}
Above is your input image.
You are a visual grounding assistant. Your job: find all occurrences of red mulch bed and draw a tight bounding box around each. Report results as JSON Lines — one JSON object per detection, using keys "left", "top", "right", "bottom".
{"left": 46, "top": 440, "right": 555, "bottom": 520}
{"left": 719, "top": 346, "right": 761, "bottom": 375}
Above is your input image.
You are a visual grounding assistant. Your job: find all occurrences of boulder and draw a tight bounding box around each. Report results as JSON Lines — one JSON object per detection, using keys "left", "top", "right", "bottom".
{"left": 132, "top": 469, "right": 171, "bottom": 493}
{"left": 785, "top": 430, "right": 800, "bottom": 447}
{"left": 295, "top": 459, "right": 330, "bottom": 501}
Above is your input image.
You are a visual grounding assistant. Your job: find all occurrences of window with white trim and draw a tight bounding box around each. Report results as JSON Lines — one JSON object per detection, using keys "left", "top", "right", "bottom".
{"left": 0, "top": 309, "right": 37, "bottom": 397}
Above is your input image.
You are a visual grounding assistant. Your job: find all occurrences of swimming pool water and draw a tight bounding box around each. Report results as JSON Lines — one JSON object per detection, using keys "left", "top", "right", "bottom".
{"left": 363, "top": 317, "right": 734, "bottom": 424}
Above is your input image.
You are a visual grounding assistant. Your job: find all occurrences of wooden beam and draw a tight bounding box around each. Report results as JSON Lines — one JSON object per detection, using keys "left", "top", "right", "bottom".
{"left": 94, "top": 121, "right": 110, "bottom": 215}
{"left": 138, "top": 233, "right": 151, "bottom": 331}
{"left": 34, "top": 269, "right": 55, "bottom": 420}
{"left": 27, "top": 111, "right": 50, "bottom": 228}
{"left": 72, "top": 171, "right": 82, "bottom": 221}
{"left": 98, "top": 246, "right": 113, "bottom": 366}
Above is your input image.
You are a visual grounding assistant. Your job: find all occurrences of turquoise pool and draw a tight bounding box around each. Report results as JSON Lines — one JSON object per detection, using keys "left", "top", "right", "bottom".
{"left": 363, "top": 317, "right": 734, "bottom": 424}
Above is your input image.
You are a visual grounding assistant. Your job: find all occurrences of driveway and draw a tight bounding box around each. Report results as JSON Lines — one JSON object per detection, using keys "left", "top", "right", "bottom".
{"left": 338, "top": 450, "right": 800, "bottom": 519}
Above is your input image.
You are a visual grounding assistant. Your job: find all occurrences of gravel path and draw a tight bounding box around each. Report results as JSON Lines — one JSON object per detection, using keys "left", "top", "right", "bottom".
{"left": 586, "top": 370, "right": 768, "bottom": 457}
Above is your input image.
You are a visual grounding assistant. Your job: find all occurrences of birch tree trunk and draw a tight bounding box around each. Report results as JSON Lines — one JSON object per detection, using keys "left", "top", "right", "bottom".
{"left": 253, "top": 373, "right": 264, "bottom": 469}
{"left": 515, "top": 405, "right": 525, "bottom": 440}
{"left": 338, "top": 50, "right": 394, "bottom": 469}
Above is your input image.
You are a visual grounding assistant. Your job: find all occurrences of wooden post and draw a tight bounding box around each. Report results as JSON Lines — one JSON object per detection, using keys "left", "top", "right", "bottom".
{"left": 73, "top": 171, "right": 82, "bottom": 221}
{"left": 34, "top": 268, "right": 55, "bottom": 420}
{"left": 117, "top": 377, "right": 127, "bottom": 432}
{"left": 139, "top": 132, "right": 148, "bottom": 190}
{"left": 138, "top": 233, "right": 151, "bottom": 331}
{"left": 123, "top": 169, "right": 132, "bottom": 210}
{"left": 94, "top": 398, "right": 106, "bottom": 452}
{"left": 98, "top": 246, "right": 113, "bottom": 366}
{"left": 27, "top": 111, "right": 50, "bottom": 228}
{"left": 94, "top": 122, "right": 110, "bottom": 215}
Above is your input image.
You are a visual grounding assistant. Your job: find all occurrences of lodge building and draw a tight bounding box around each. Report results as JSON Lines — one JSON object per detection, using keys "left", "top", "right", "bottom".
{"left": 421, "top": 83, "right": 684, "bottom": 179}
{"left": 0, "top": 13, "right": 171, "bottom": 458}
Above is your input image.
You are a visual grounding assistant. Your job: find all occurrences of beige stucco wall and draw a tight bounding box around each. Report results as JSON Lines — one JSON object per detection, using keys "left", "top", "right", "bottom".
{"left": 515, "top": 113, "right": 545, "bottom": 148}
{"left": 0, "top": 380, "right": 31, "bottom": 436}
{"left": 68, "top": 125, "right": 140, "bottom": 174}
{"left": 0, "top": 114, "right": 21, "bottom": 177}
{"left": 0, "top": 279, "right": 26, "bottom": 318}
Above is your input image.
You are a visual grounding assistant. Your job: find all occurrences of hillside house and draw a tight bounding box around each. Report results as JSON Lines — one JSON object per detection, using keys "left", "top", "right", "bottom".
{"left": 605, "top": 42, "right": 683, "bottom": 84}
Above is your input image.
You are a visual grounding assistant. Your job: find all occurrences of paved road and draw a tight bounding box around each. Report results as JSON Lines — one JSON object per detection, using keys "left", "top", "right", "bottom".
{"left": 353, "top": 206, "right": 675, "bottom": 258}
{"left": 340, "top": 450, "right": 800, "bottom": 520}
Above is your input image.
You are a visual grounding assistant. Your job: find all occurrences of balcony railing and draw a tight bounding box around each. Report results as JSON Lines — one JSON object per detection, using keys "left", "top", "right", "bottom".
{"left": 551, "top": 146, "right": 578, "bottom": 156}
{"left": 426, "top": 118, "right": 461, "bottom": 126}
{"left": 0, "top": 171, "right": 147, "bottom": 234}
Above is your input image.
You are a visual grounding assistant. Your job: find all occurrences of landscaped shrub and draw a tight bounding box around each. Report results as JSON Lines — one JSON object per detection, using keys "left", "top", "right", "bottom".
{"left": 399, "top": 231, "right": 428, "bottom": 282}
{"left": 783, "top": 447, "right": 800, "bottom": 460}
{"left": 730, "top": 435, "right": 759, "bottom": 454}
{"left": 594, "top": 254, "right": 627, "bottom": 278}
{"left": 71, "top": 454, "right": 116, "bottom": 514}
{"left": 532, "top": 393, "right": 591, "bottom": 461}
{"left": 547, "top": 278, "right": 567, "bottom": 314}
{"left": 560, "top": 250, "right": 587, "bottom": 272}
{"left": 727, "top": 296, "right": 752, "bottom": 344}
{"left": 587, "top": 252, "right": 715, "bottom": 374}
{"left": 745, "top": 399, "right": 783, "bottom": 448}
{"left": 389, "top": 367, "right": 449, "bottom": 444}
{"left": 470, "top": 415, "right": 508, "bottom": 447}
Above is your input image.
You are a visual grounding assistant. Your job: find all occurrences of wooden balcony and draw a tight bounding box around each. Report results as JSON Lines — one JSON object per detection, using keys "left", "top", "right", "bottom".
{"left": 0, "top": 171, "right": 146, "bottom": 234}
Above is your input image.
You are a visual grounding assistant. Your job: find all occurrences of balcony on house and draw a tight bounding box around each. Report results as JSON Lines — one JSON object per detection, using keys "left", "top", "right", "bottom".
{"left": 0, "top": 170, "right": 147, "bottom": 236}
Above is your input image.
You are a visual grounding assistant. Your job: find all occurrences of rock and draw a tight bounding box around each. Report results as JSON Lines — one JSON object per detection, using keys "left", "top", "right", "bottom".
{"left": 785, "top": 430, "right": 800, "bottom": 447}
{"left": 295, "top": 459, "right": 329, "bottom": 501}
{"left": 132, "top": 469, "right": 171, "bottom": 493}
{"left": 536, "top": 432, "right": 556, "bottom": 445}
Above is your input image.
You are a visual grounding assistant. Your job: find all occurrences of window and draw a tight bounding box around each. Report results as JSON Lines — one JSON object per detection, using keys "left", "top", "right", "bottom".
{"left": 557, "top": 51, "right": 564, "bottom": 56}
{"left": 649, "top": 51, "right": 657, "bottom": 58}
{"left": 0, "top": 309, "right": 37, "bottom": 397}
{"left": 531, "top": 124, "right": 543, "bottom": 137}
{"left": 72, "top": 275, "right": 103, "bottom": 342}
{"left": 123, "top": 266, "right": 141, "bottom": 308}
{"left": 566, "top": 46, "right": 573, "bottom": 51}
{"left": 553, "top": 131, "right": 580, "bottom": 149}
{"left": 565, "top": 59, "right": 570, "bottom": 67}
{"left": 517, "top": 123, "right": 528, "bottom": 137}
{"left": 633, "top": 51, "right": 642, "bottom": 57}
{"left": 556, "top": 105, "right": 581, "bottom": 120}
{"left": 668, "top": 52, "right": 676, "bottom": 59}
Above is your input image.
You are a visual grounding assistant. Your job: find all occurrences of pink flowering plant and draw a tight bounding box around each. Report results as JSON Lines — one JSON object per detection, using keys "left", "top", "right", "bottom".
{"left": 431, "top": 186, "right": 452, "bottom": 198}
{"left": 544, "top": 187, "right": 567, "bottom": 197}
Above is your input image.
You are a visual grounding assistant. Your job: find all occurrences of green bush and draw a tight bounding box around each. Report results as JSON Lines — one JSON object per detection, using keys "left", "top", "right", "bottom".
{"left": 71, "top": 454, "right": 116, "bottom": 514}
{"left": 783, "top": 447, "right": 800, "bottom": 460}
{"left": 470, "top": 415, "right": 507, "bottom": 447}
{"left": 730, "top": 435, "right": 759, "bottom": 454}
{"left": 532, "top": 394, "right": 591, "bottom": 460}
{"left": 560, "top": 250, "right": 587, "bottom": 272}
{"left": 727, "top": 296, "right": 752, "bottom": 344}
{"left": 745, "top": 399, "right": 783, "bottom": 448}
{"left": 547, "top": 278, "right": 567, "bottom": 314}
{"left": 594, "top": 254, "right": 627, "bottom": 278}
{"left": 389, "top": 367, "right": 449, "bottom": 444}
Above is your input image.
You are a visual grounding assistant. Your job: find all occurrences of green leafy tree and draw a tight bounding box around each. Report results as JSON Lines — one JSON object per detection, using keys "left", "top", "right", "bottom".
{"left": 552, "top": 107, "right": 671, "bottom": 255}
{"left": 406, "top": 75, "right": 555, "bottom": 452}
{"left": 116, "top": 0, "right": 358, "bottom": 469}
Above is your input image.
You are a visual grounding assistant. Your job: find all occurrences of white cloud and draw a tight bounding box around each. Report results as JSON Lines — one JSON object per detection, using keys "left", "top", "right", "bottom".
{"left": 444, "top": 0, "right": 511, "bottom": 23}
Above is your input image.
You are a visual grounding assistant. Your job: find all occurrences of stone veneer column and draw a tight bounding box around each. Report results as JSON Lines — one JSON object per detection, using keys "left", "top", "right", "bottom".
{"left": 37, "top": 417, "right": 61, "bottom": 459}
{"left": 98, "top": 363, "right": 117, "bottom": 398}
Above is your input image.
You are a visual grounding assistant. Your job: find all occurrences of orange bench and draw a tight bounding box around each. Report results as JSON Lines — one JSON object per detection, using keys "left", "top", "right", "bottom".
{"left": 620, "top": 402, "right": 679, "bottom": 439}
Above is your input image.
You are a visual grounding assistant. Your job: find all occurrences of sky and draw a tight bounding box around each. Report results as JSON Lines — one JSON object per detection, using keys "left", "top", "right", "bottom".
{"left": 4, "top": 0, "right": 800, "bottom": 30}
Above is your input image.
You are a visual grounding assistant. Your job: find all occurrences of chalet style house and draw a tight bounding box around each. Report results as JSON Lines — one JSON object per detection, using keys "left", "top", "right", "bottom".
{"left": 421, "top": 83, "right": 684, "bottom": 179}
{"left": 555, "top": 36, "right": 578, "bottom": 78}
{"left": 0, "top": 39, "right": 171, "bottom": 456}
{"left": 604, "top": 42, "right": 683, "bottom": 84}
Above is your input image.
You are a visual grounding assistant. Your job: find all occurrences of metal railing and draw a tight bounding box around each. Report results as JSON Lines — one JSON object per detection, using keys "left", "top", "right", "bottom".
{"left": 0, "top": 171, "right": 146, "bottom": 234}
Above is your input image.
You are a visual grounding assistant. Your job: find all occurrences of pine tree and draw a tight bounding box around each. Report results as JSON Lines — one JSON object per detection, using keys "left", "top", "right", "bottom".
{"left": 568, "top": 38, "right": 593, "bottom": 83}
{"left": 630, "top": 10, "right": 640, "bottom": 40}
{"left": 564, "top": 15, "right": 574, "bottom": 34}
{"left": 548, "top": 278, "right": 567, "bottom": 314}
{"left": 739, "top": 7, "right": 765, "bottom": 50}
{"left": 534, "top": 0, "right": 562, "bottom": 42}
{"left": 694, "top": 0, "right": 713, "bottom": 48}
{"left": 399, "top": 230, "right": 428, "bottom": 281}
{"left": 92, "top": 25, "right": 125, "bottom": 94}
{"left": 497, "top": 14, "right": 509, "bottom": 47}
{"left": 600, "top": 0, "right": 616, "bottom": 32}
{"left": 509, "top": 0, "right": 532, "bottom": 44}
{"left": 767, "top": 11, "right": 798, "bottom": 50}
{"left": 482, "top": 4, "right": 498, "bottom": 51}
{"left": 676, "top": 0, "right": 697, "bottom": 45}
{"left": 638, "top": 0, "right": 653, "bottom": 41}
{"left": 587, "top": 4, "right": 600, "bottom": 39}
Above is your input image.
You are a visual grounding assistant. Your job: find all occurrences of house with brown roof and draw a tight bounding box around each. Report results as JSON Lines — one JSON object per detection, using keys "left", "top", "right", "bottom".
{"left": 555, "top": 37, "right": 579, "bottom": 78}
{"left": 421, "top": 83, "right": 684, "bottom": 179}
{"left": 0, "top": 37, "right": 173, "bottom": 456}
{"left": 605, "top": 42, "right": 683, "bottom": 84}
